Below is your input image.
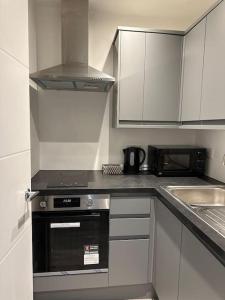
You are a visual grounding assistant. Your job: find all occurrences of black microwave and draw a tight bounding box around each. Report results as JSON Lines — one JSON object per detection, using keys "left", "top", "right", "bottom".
{"left": 148, "top": 145, "right": 207, "bottom": 177}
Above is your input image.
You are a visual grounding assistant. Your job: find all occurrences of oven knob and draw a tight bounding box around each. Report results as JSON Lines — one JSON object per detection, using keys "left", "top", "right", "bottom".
{"left": 86, "top": 199, "right": 93, "bottom": 207}
{"left": 40, "top": 201, "right": 47, "bottom": 208}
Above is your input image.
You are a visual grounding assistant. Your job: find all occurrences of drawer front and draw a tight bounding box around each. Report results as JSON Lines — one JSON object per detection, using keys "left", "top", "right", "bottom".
{"left": 34, "top": 273, "right": 108, "bottom": 292}
{"left": 109, "top": 239, "right": 149, "bottom": 286}
{"left": 110, "top": 197, "right": 150, "bottom": 215}
{"left": 110, "top": 218, "right": 150, "bottom": 237}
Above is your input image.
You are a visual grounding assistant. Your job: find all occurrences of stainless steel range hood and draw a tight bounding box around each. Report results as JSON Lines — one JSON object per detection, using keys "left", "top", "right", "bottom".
{"left": 30, "top": 63, "right": 115, "bottom": 92}
{"left": 30, "top": 0, "right": 115, "bottom": 92}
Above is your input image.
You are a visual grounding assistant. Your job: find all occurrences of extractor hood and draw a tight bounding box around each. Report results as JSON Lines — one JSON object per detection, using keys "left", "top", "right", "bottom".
{"left": 30, "top": 63, "right": 115, "bottom": 92}
{"left": 30, "top": 0, "right": 115, "bottom": 92}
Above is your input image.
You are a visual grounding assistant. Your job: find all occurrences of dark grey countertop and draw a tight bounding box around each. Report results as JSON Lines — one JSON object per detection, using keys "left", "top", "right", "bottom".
{"left": 32, "top": 170, "right": 225, "bottom": 266}
{"left": 32, "top": 170, "right": 210, "bottom": 194}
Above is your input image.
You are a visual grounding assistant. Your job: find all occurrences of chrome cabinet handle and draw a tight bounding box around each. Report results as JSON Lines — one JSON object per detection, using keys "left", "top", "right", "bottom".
{"left": 25, "top": 189, "right": 39, "bottom": 202}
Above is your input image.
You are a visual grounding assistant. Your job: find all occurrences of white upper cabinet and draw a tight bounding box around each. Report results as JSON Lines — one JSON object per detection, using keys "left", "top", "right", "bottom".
{"left": 201, "top": 1, "right": 225, "bottom": 120}
{"left": 143, "top": 33, "right": 182, "bottom": 122}
{"left": 119, "top": 31, "right": 145, "bottom": 121}
{"left": 114, "top": 29, "right": 183, "bottom": 127}
{"left": 181, "top": 19, "right": 206, "bottom": 121}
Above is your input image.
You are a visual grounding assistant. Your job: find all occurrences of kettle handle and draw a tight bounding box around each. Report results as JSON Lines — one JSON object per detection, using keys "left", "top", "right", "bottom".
{"left": 138, "top": 148, "right": 146, "bottom": 166}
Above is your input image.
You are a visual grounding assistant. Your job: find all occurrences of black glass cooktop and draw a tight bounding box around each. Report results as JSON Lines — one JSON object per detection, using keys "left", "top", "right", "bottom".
{"left": 47, "top": 171, "right": 88, "bottom": 188}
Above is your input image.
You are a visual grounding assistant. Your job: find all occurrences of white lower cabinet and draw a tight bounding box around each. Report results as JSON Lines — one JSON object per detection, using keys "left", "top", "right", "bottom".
{"left": 154, "top": 200, "right": 225, "bottom": 300}
{"left": 154, "top": 200, "right": 182, "bottom": 300}
{"left": 110, "top": 196, "right": 151, "bottom": 216}
{"left": 178, "top": 226, "right": 225, "bottom": 300}
{"left": 109, "top": 239, "right": 149, "bottom": 286}
{"left": 110, "top": 218, "right": 150, "bottom": 237}
{"left": 34, "top": 273, "right": 108, "bottom": 293}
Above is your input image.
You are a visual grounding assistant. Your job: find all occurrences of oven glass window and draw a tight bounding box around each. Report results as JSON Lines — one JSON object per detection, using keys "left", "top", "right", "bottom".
{"left": 49, "top": 216, "right": 102, "bottom": 272}
{"left": 163, "top": 154, "right": 190, "bottom": 171}
{"left": 32, "top": 211, "right": 109, "bottom": 274}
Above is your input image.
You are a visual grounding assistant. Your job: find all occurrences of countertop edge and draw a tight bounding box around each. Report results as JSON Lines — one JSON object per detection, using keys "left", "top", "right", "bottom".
{"left": 156, "top": 187, "right": 225, "bottom": 267}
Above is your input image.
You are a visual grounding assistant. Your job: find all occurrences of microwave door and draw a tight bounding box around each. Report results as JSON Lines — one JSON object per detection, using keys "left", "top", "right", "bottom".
{"left": 162, "top": 153, "right": 191, "bottom": 171}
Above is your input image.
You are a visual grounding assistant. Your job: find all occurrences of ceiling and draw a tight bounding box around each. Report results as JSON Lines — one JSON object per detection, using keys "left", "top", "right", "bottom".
{"left": 89, "top": 0, "right": 220, "bottom": 30}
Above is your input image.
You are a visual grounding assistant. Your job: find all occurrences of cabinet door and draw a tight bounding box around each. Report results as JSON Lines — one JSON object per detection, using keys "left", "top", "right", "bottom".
{"left": 119, "top": 31, "right": 145, "bottom": 121}
{"left": 0, "top": 1, "right": 32, "bottom": 300}
{"left": 179, "top": 226, "right": 225, "bottom": 300}
{"left": 154, "top": 200, "right": 182, "bottom": 300}
{"left": 181, "top": 19, "right": 206, "bottom": 121}
{"left": 201, "top": 1, "right": 225, "bottom": 120}
{"left": 143, "top": 33, "right": 182, "bottom": 122}
{"left": 109, "top": 239, "right": 149, "bottom": 286}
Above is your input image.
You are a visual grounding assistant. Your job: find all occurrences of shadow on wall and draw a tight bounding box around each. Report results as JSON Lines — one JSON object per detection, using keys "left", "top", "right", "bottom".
{"left": 30, "top": 85, "right": 40, "bottom": 175}
{"left": 38, "top": 90, "right": 108, "bottom": 143}
{"left": 30, "top": 86, "right": 39, "bottom": 136}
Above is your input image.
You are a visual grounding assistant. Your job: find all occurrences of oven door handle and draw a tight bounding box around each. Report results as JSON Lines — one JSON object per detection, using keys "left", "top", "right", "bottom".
{"left": 50, "top": 222, "right": 81, "bottom": 228}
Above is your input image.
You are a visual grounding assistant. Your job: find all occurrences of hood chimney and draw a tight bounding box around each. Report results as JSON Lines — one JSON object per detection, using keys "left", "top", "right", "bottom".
{"left": 62, "top": 0, "right": 88, "bottom": 64}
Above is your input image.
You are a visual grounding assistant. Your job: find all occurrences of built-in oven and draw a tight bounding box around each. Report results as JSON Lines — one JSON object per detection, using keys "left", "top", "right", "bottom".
{"left": 32, "top": 194, "right": 110, "bottom": 277}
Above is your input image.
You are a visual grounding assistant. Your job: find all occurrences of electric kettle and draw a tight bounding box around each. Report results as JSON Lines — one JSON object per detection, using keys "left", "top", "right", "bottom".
{"left": 123, "top": 147, "right": 146, "bottom": 174}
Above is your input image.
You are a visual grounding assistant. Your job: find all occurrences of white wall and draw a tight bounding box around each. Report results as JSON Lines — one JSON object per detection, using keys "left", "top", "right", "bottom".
{"left": 29, "top": 0, "right": 225, "bottom": 180}
{"left": 196, "top": 130, "right": 225, "bottom": 182}
{"left": 32, "top": 0, "right": 198, "bottom": 171}
{"left": 38, "top": 89, "right": 110, "bottom": 170}
{"left": 30, "top": 87, "right": 40, "bottom": 175}
{"left": 88, "top": 0, "right": 217, "bottom": 70}
{"left": 109, "top": 128, "right": 196, "bottom": 165}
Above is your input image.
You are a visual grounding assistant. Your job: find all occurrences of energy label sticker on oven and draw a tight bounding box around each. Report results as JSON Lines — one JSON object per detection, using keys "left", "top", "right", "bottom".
{"left": 84, "top": 245, "right": 99, "bottom": 265}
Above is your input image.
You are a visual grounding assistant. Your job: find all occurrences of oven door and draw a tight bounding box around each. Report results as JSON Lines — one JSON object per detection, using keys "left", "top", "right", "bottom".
{"left": 32, "top": 210, "right": 109, "bottom": 276}
{"left": 158, "top": 149, "right": 193, "bottom": 175}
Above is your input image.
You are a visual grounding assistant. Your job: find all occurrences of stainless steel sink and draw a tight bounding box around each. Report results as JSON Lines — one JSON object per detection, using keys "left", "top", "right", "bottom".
{"left": 165, "top": 186, "right": 225, "bottom": 207}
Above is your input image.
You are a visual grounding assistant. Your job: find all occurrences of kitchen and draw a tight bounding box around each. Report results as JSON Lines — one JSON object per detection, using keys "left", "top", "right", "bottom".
{"left": 1, "top": 0, "right": 225, "bottom": 300}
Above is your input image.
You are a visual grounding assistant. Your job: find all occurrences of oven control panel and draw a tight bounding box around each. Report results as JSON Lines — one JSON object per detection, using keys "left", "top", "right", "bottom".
{"left": 32, "top": 194, "right": 110, "bottom": 212}
{"left": 54, "top": 197, "right": 80, "bottom": 208}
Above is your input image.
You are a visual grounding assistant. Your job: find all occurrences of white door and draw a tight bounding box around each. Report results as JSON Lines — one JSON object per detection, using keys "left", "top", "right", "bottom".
{"left": 0, "top": 1, "right": 33, "bottom": 300}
